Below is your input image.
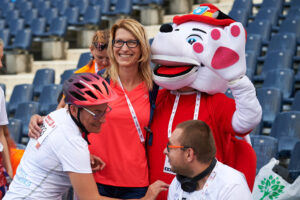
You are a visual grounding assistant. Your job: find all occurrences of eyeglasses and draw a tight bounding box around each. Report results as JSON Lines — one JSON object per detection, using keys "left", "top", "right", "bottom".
{"left": 82, "top": 105, "right": 112, "bottom": 120}
{"left": 112, "top": 40, "right": 139, "bottom": 48}
{"left": 166, "top": 143, "right": 190, "bottom": 152}
{"left": 93, "top": 42, "right": 107, "bottom": 51}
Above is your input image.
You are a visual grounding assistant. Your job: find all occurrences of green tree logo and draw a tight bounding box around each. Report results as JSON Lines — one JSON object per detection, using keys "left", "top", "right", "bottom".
{"left": 258, "top": 175, "right": 285, "bottom": 200}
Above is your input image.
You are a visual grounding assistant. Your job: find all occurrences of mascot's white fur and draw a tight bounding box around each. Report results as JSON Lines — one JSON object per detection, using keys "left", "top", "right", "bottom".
{"left": 147, "top": 4, "right": 262, "bottom": 199}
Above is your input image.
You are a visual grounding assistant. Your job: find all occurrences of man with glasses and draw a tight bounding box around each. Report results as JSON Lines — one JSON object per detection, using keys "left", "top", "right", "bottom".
{"left": 4, "top": 73, "right": 168, "bottom": 199}
{"left": 165, "top": 120, "right": 252, "bottom": 200}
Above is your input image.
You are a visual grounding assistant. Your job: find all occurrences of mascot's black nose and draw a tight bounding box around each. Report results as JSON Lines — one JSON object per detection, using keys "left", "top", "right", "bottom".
{"left": 160, "top": 23, "right": 173, "bottom": 33}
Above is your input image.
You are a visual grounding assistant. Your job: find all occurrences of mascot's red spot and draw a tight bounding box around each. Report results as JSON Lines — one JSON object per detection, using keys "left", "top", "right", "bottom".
{"left": 157, "top": 66, "right": 192, "bottom": 75}
{"left": 211, "top": 47, "right": 239, "bottom": 69}
{"left": 211, "top": 29, "right": 221, "bottom": 40}
{"left": 231, "top": 25, "right": 240, "bottom": 37}
{"left": 193, "top": 42, "right": 204, "bottom": 53}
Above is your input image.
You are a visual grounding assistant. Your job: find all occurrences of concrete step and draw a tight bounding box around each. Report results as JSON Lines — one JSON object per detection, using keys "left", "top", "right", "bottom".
{"left": 66, "top": 48, "right": 89, "bottom": 62}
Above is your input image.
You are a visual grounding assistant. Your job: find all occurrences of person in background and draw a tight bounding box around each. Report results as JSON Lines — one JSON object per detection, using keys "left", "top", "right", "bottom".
{"left": 0, "top": 39, "right": 14, "bottom": 198}
{"left": 4, "top": 73, "right": 168, "bottom": 200}
{"left": 57, "top": 30, "right": 111, "bottom": 109}
{"left": 28, "top": 18, "right": 154, "bottom": 199}
{"left": 76, "top": 30, "right": 110, "bottom": 74}
{"left": 165, "top": 120, "right": 252, "bottom": 200}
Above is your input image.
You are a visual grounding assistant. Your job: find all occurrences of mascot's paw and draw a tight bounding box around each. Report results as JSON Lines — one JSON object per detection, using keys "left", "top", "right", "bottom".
{"left": 194, "top": 22, "right": 246, "bottom": 81}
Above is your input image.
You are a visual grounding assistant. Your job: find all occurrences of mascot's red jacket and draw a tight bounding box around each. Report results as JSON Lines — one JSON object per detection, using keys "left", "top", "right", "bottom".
{"left": 147, "top": 4, "right": 262, "bottom": 199}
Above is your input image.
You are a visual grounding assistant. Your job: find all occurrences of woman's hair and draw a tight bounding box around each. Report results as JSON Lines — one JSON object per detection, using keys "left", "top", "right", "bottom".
{"left": 106, "top": 18, "right": 153, "bottom": 90}
{"left": 88, "top": 30, "right": 110, "bottom": 67}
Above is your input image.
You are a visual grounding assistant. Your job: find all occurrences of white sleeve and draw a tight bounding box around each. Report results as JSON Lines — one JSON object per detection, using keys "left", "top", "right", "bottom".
{"left": 52, "top": 133, "right": 92, "bottom": 174}
{"left": 0, "top": 88, "right": 8, "bottom": 125}
{"left": 229, "top": 76, "right": 262, "bottom": 134}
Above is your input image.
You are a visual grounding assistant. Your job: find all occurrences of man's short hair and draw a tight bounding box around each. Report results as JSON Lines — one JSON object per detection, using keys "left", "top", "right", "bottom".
{"left": 176, "top": 120, "right": 216, "bottom": 164}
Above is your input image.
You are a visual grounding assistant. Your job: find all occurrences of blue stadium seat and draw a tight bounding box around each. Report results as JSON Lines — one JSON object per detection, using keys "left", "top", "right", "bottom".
{"left": 63, "top": 7, "right": 80, "bottom": 25}
{"left": 77, "top": 52, "right": 92, "bottom": 68}
{"left": 267, "top": 33, "right": 297, "bottom": 55}
{"left": 278, "top": 18, "right": 300, "bottom": 42}
{"left": 105, "top": 0, "right": 133, "bottom": 16}
{"left": 256, "top": 87, "right": 282, "bottom": 127}
{"left": 5, "top": 29, "right": 32, "bottom": 51}
{"left": 7, "top": 118, "right": 23, "bottom": 144}
{"left": 245, "top": 50, "right": 258, "bottom": 75}
{"left": 254, "top": 7, "right": 279, "bottom": 28}
{"left": 246, "top": 34, "right": 262, "bottom": 57}
{"left": 246, "top": 20, "right": 272, "bottom": 44}
{"left": 83, "top": 5, "right": 101, "bottom": 25}
{"left": 32, "top": 68, "right": 55, "bottom": 98}
{"left": 5, "top": 10, "right": 20, "bottom": 26}
{"left": 288, "top": 141, "right": 300, "bottom": 181}
{"left": 251, "top": 135, "right": 278, "bottom": 173}
{"left": 72, "top": 0, "right": 89, "bottom": 16}
{"left": 0, "top": 83, "right": 6, "bottom": 96}
{"left": 256, "top": 50, "right": 294, "bottom": 81}
{"left": 0, "top": 29, "right": 10, "bottom": 49}
{"left": 8, "top": 18, "right": 25, "bottom": 37}
{"left": 47, "top": 103, "right": 59, "bottom": 115}
{"left": 262, "top": 69, "right": 294, "bottom": 102}
{"left": 31, "top": 18, "right": 46, "bottom": 37}
{"left": 90, "top": 0, "right": 111, "bottom": 15}
{"left": 39, "top": 17, "right": 68, "bottom": 38}
{"left": 231, "top": 0, "right": 253, "bottom": 17}
{"left": 290, "top": 0, "right": 300, "bottom": 8}
{"left": 285, "top": 7, "right": 300, "bottom": 20}
{"left": 54, "top": 0, "right": 69, "bottom": 16}
{"left": 60, "top": 69, "right": 76, "bottom": 84}
{"left": 225, "top": 89, "right": 233, "bottom": 99}
{"left": 42, "top": 8, "right": 59, "bottom": 25}
{"left": 0, "top": 2, "right": 14, "bottom": 18}
{"left": 17, "top": 1, "right": 33, "bottom": 17}
{"left": 14, "top": 101, "right": 39, "bottom": 138}
{"left": 270, "top": 111, "right": 300, "bottom": 158}
{"left": 228, "top": 9, "right": 248, "bottom": 26}
{"left": 23, "top": 9, "right": 39, "bottom": 26}
{"left": 7, "top": 84, "right": 34, "bottom": 116}
{"left": 0, "top": 20, "right": 5, "bottom": 30}
{"left": 38, "top": 84, "right": 62, "bottom": 115}
{"left": 258, "top": 0, "right": 284, "bottom": 13}
{"left": 36, "top": 1, "right": 51, "bottom": 17}
{"left": 291, "top": 90, "right": 300, "bottom": 111}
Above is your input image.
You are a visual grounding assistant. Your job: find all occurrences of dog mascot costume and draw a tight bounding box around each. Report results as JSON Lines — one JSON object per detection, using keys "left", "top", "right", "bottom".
{"left": 147, "top": 4, "right": 262, "bottom": 199}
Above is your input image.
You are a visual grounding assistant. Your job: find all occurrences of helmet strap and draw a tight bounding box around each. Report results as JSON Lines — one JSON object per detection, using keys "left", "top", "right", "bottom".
{"left": 69, "top": 105, "right": 91, "bottom": 145}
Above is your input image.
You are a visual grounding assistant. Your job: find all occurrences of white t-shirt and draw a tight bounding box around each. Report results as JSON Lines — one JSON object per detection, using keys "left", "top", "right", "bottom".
{"left": 4, "top": 108, "right": 92, "bottom": 200}
{"left": 0, "top": 88, "right": 8, "bottom": 125}
{"left": 168, "top": 161, "right": 253, "bottom": 200}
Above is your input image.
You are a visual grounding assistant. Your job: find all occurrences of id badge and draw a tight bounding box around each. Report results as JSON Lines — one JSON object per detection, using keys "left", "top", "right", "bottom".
{"left": 163, "top": 155, "right": 176, "bottom": 175}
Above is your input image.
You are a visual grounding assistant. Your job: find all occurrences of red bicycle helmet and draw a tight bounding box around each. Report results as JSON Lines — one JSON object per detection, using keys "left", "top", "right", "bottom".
{"left": 63, "top": 73, "right": 117, "bottom": 106}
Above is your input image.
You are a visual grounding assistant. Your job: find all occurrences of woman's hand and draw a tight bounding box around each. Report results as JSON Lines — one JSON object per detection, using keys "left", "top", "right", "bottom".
{"left": 90, "top": 154, "right": 106, "bottom": 172}
{"left": 28, "top": 114, "right": 44, "bottom": 139}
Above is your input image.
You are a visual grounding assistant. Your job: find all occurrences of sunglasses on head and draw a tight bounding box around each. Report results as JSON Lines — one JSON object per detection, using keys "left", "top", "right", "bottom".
{"left": 93, "top": 42, "right": 107, "bottom": 51}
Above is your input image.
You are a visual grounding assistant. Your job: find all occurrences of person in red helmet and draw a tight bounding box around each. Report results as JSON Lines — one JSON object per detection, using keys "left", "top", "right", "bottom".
{"left": 3, "top": 73, "right": 168, "bottom": 200}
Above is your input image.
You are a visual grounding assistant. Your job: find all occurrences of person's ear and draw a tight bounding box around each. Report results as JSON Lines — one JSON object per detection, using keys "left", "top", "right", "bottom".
{"left": 185, "top": 148, "right": 195, "bottom": 162}
{"left": 69, "top": 105, "right": 78, "bottom": 116}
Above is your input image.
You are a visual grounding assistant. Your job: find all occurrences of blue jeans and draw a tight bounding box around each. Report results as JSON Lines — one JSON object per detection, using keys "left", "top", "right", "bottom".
{"left": 97, "top": 183, "right": 148, "bottom": 199}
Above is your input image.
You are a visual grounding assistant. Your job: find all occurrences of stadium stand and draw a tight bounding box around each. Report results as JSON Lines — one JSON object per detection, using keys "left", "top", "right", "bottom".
{"left": 38, "top": 84, "right": 62, "bottom": 115}
{"left": 77, "top": 52, "right": 92, "bottom": 68}
{"left": 32, "top": 68, "right": 55, "bottom": 98}
{"left": 7, "top": 118, "right": 23, "bottom": 144}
